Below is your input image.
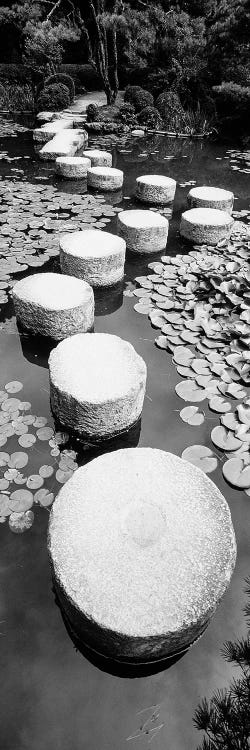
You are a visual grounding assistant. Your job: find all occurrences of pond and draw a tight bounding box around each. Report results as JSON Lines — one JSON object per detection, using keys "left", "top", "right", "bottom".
{"left": 0, "top": 117, "right": 250, "bottom": 750}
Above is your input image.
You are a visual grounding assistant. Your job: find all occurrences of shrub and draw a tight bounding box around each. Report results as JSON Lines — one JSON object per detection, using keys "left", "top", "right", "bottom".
{"left": 138, "top": 106, "right": 163, "bottom": 129}
{"left": 37, "top": 83, "right": 70, "bottom": 112}
{"left": 7, "top": 85, "right": 34, "bottom": 112}
{"left": 86, "top": 102, "right": 100, "bottom": 122}
{"left": 146, "top": 70, "right": 169, "bottom": 98}
{"left": 44, "top": 73, "right": 75, "bottom": 103}
{"left": 155, "top": 90, "right": 185, "bottom": 130}
{"left": 124, "top": 85, "right": 153, "bottom": 112}
{"left": 118, "top": 103, "right": 138, "bottom": 127}
{"left": 0, "top": 83, "right": 8, "bottom": 109}
{"left": 59, "top": 64, "right": 101, "bottom": 91}
{"left": 212, "top": 82, "right": 250, "bottom": 128}
{"left": 0, "top": 64, "right": 32, "bottom": 85}
{"left": 124, "top": 85, "right": 142, "bottom": 103}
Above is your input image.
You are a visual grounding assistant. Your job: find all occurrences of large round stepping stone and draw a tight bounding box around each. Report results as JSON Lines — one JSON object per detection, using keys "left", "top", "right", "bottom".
{"left": 180, "top": 207, "right": 234, "bottom": 245}
{"left": 136, "top": 175, "right": 176, "bottom": 205}
{"left": 48, "top": 333, "right": 147, "bottom": 439}
{"left": 82, "top": 149, "right": 112, "bottom": 167}
{"left": 60, "top": 229, "right": 126, "bottom": 287}
{"left": 117, "top": 209, "right": 169, "bottom": 254}
{"left": 187, "top": 186, "right": 234, "bottom": 214}
{"left": 13, "top": 273, "right": 94, "bottom": 340}
{"left": 48, "top": 447, "right": 236, "bottom": 663}
{"left": 87, "top": 166, "right": 123, "bottom": 192}
{"left": 56, "top": 156, "right": 91, "bottom": 179}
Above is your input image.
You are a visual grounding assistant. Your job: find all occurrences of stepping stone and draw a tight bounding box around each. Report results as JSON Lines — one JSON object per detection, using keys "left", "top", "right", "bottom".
{"left": 187, "top": 186, "right": 234, "bottom": 214}
{"left": 13, "top": 272, "right": 94, "bottom": 340}
{"left": 39, "top": 129, "right": 87, "bottom": 161}
{"left": 48, "top": 447, "right": 236, "bottom": 662}
{"left": 60, "top": 229, "right": 126, "bottom": 287}
{"left": 82, "top": 149, "right": 112, "bottom": 167}
{"left": 131, "top": 129, "right": 145, "bottom": 137}
{"left": 117, "top": 209, "right": 169, "bottom": 254}
{"left": 180, "top": 207, "right": 234, "bottom": 245}
{"left": 136, "top": 175, "right": 176, "bottom": 204}
{"left": 33, "top": 118, "right": 74, "bottom": 144}
{"left": 49, "top": 333, "right": 147, "bottom": 439}
{"left": 56, "top": 156, "right": 91, "bottom": 179}
{"left": 87, "top": 166, "right": 123, "bottom": 191}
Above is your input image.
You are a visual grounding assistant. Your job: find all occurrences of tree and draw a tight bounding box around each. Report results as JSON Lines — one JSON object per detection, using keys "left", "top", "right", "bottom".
{"left": 194, "top": 578, "right": 250, "bottom": 750}
{"left": 76, "top": 1, "right": 126, "bottom": 104}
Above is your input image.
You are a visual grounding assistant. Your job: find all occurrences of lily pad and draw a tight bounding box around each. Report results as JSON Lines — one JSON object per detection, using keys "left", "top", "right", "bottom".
{"left": 9, "top": 489, "right": 33, "bottom": 512}
{"left": 181, "top": 444, "right": 218, "bottom": 473}
{"left": 222, "top": 458, "right": 250, "bottom": 488}
{"left": 0, "top": 494, "right": 11, "bottom": 516}
{"left": 180, "top": 406, "right": 204, "bottom": 426}
{"left": 5, "top": 381, "right": 23, "bottom": 394}
{"left": 211, "top": 425, "right": 242, "bottom": 451}
{"left": 34, "top": 488, "right": 54, "bottom": 507}
{"left": 175, "top": 380, "right": 206, "bottom": 402}
{"left": 26, "top": 475, "right": 44, "bottom": 490}
{"left": 9, "top": 510, "right": 34, "bottom": 534}
{"left": 9, "top": 451, "right": 28, "bottom": 469}
{"left": 18, "top": 434, "right": 36, "bottom": 447}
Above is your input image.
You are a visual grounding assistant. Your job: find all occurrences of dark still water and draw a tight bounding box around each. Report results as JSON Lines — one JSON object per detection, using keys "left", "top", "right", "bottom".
{"left": 0, "top": 122, "right": 250, "bottom": 750}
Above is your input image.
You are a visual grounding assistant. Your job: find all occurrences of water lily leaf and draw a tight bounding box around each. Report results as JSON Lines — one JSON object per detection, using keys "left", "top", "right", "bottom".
{"left": 226, "top": 383, "right": 247, "bottom": 400}
{"left": 0, "top": 451, "right": 10, "bottom": 467}
{"left": 18, "top": 433, "right": 36, "bottom": 447}
{"left": 0, "top": 494, "right": 11, "bottom": 516}
{"left": 0, "top": 478, "right": 9, "bottom": 490}
{"left": 176, "top": 365, "right": 196, "bottom": 377}
{"left": 237, "top": 404, "right": 250, "bottom": 425}
{"left": 39, "top": 465, "right": 54, "bottom": 479}
{"left": 5, "top": 381, "right": 23, "bottom": 394}
{"left": 175, "top": 380, "right": 206, "bottom": 402}
{"left": 191, "top": 359, "right": 210, "bottom": 375}
{"left": 222, "top": 458, "right": 250, "bottom": 489}
{"left": 180, "top": 406, "right": 204, "bottom": 425}
{"left": 56, "top": 468, "right": 73, "bottom": 484}
{"left": 34, "top": 488, "right": 54, "bottom": 507}
{"left": 155, "top": 335, "right": 169, "bottom": 350}
{"left": 9, "top": 452, "right": 28, "bottom": 469}
{"left": 196, "top": 374, "right": 212, "bottom": 387}
{"left": 9, "top": 509, "right": 34, "bottom": 533}
{"left": 0, "top": 435, "right": 7, "bottom": 447}
{"left": 26, "top": 475, "right": 44, "bottom": 490}
{"left": 211, "top": 425, "right": 242, "bottom": 451}
{"left": 9, "top": 489, "right": 33, "bottom": 512}
{"left": 2, "top": 397, "right": 21, "bottom": 412}
{"left": 221, "top": 413, "right": 239, "bottom": 431}
{"left": 181, "top": 444, "right": 218, "bottom": 473}
{"left": 209, "top": 397, "right": 231, "bottom": 413}
{"left": 172, "top": 346, "right": 194, "bottom": 366}
{"left": 33, "top": 417, "right": 48, "bottom": 428}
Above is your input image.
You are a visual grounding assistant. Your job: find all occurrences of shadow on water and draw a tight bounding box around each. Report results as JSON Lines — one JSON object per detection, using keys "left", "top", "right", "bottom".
{"left": 94, "top": 280, "right": 124, "bottom": 316}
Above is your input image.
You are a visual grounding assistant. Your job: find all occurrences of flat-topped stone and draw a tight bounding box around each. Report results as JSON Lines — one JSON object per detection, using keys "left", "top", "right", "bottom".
{"left": 180, "top": 207, "right": 234, "bottom": 245}
{"left": 136, "top": 175, "right": 176, "bottom": 205}
{"left": 187, "top": 186, "right": 234, "bottom": 214}
{"left": 49, "top": 333, "right": 147, "bottom": 438}
{"left": 82, "top": 149, "right": 112, "bottom": 167}
{"left": 48, "top": 447, "right": 236, "bottom": 662}
{"left": 13, "top": 272, "right": 94, "bottom": 340}
{"left": 87, "top": 166, "right": 123, "bottom": 192}
{"left": 60, "top": 229, "right": 126, "bottom": 287}
{"left": 56, "top": 156, "right": 91, "bottom": 179}
{"left": 117, "top": 209, "right": 169, "bottom": 254}
{"left": 33, "top": 118, "right": 74, "bottom": 144}
{"left": 39, "top": 129, "right": 87, "bottom": 161}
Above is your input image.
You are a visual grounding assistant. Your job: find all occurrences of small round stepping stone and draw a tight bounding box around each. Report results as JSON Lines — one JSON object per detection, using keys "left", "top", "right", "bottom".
{"left": 117, "top": 209, "right": 169, "bottom": 254}
{"left": 136, "top": 175, "right": 176, "bottom": 205}
{"left": 82, "top": 149, "right": 112, "bottom": 167}
{"left": 48, "top": 333, "right": 147, "bottom": 439}
{"left": 87, "top": 166, "right": 123, "bottom": 192}
{"left": 13, "top": 273, "right": 94, "bottom": 340}
{"left": 56, "top": 156, "right": 91, "bottom": 179}
{"left": 187, "top": 186, "right": 234, "bottom": 214}
{"left": 60, "top": 229, "right": 126, "bottom": 287}
{"left": 180, "top": 208, "right": 234, "bottom": 245}
{"left": 48, "top": 447, "right": 236, "bottom": 663}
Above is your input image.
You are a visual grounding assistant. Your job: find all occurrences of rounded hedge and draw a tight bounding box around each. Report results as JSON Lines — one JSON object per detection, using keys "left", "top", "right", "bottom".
{"left": 118, "top": 103, "right": 138, "bottom": 127}
{"left": 138, "top": 106, "right": 163, "bottom": 129}
{"left": 124, "top": 85, "right": 154, "bottom": 112}
{"left": 155, "top": 90, "right": 185, "bottom": 128}
{"left": 37, "top": 83, "right": 70, "bottom": 112}
{"left": 124, "top": 85, "right": 142, "bottom": 103}
{"left": 86, "top": 103, "right": 100, "bottom": 122}
{"left": 44, "top": 73, "right": 75, "bottom": 103}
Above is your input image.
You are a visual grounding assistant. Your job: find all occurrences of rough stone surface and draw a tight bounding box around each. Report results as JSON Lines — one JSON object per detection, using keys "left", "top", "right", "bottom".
{"left": 39, "top": 129, "right": 87, "bottom": 161}
{"left": 87, "top": 166, "right": 123, "bottom": 192}
{"left": 60, "top": 229, "right": 126, "bottom": 287}
{"left": 48, "top": 333, "right": 147, "bottom": 438}
{"left": 56, "top": 156, "right": 91, "bottom": 179}
{"left": 117, "top": 209, "right": 169, "bottom": 254}
{"left": 33, "top": 118, "right": 74, "bottom": 144}
{"left": 187, "top": 186, "right": 234, "bottom": 214}
{"left": 82, "top": 149, "right": 112, "bottom": 167}
{"left": 13, "top": 272, "right": 94, "bottom": 340}
{"left": 48, "top": 447, "right": 236, "bottom": 662}
{"left": 136, "top": 175, "right": 176, "bottom": 205}
{"left": 180, "top": 207, "right": 234, "bottom": 245}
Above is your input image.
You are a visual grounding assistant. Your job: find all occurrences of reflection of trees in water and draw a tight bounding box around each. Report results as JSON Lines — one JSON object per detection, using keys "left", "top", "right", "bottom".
{"left": 118, "top": 134, "right": 205, "bottom": 167}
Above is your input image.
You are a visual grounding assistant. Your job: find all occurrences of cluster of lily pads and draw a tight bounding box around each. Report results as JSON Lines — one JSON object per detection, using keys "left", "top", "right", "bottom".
{"left": 0, "top": 179, "right": 120, "bottom": 306}
{"left": 227, "top": 149, "right": 250, "bottom": 175}
{"left": 133, "top": 220, "right": 250, "bottom": 491}
{"left": 0, "top": 116, "right": 29, "bottom": 138}
{"left": 0, "top": 379, "right": 78, "bottom": 532}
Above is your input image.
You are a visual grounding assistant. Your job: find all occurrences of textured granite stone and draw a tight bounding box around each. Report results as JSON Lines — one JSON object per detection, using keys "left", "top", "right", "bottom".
{"left": 60, "top": 229, "right": 126, "bottom": 287}
{"left": 13, "top": 272, "right": 94, "bottom": 340}
{"left": 180, "top": 207, "right": 234, "bottom": 245}
{"left": 87, "top": 166, "right": 123, "bottom": 191}
{"left": 187, "top": 186, "right": 234, "bottom": 214}
{"left": 48, "top": 447, "right": 236, "bottom": 662}
{"left": 136, "top": 175, "right": 176, "bottom": 205}
{"left": 117, "top": 209, "right": 169, "bottom": 254}
{"left": 33, "top": 118, "right": 74, "bottom": 144}
{"left": 82, "top": 149, "right": 112, "bottom": 167}
{"left": 49, "top": 333, "right": 147, "bottom": 438}
{"left": 56, "top": 156, "right": 91, "bottom": 179}
{"left": 39, "top": 129, "right": 87, "bottom": 161}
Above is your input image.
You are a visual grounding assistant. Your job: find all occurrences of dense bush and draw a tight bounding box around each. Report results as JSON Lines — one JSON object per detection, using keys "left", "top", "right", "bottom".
{"left": 59, "top": 64, "right": 101, "bottom": 91}
{"left": 124, "top": 85, "right": 142, "bottom": 104}
{"left": 86, "top": 102, "right": 100, "bottom": 122}
{"left": 138, "top": 106, "right": 163, "bottom": 129}
{"left": 118, "top": 103, "right": 138, "bottom": 127}
{"left": 44, "top": 73, "right": 75, "bottom": 102}
{"left": 0, "top": 64, "right": 31, "bottom": 85}
{"left": 213, "top": 82, "right": 250, "bottom": 129}
{"left": 146, "top": 70, "right": 169, "bottom": 98}
{"left": 155, "top": 90, "right": 185, "bottom": 130}
{"left": 0, "top": 83, "right": 8, "bottom": 109}
{"left": 124, "top": 85, "right": 153, "bottom": 112}
{"left": 0, "top": 83, "right": 34, "bottom": 111}
{"left": 37, "top": 83, "right": 70, "bottom": 112}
